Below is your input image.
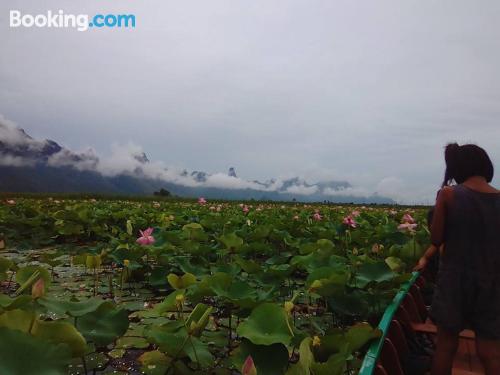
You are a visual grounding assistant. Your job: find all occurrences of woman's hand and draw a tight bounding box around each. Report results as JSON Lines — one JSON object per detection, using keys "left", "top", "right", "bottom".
{"left": 414, "top": 256, "right": 428, "bottom": 271}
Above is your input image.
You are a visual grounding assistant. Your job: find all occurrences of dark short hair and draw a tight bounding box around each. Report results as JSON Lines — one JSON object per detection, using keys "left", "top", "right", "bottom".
{"left": 442, "top": 143, "right": 494, "bottom": 186}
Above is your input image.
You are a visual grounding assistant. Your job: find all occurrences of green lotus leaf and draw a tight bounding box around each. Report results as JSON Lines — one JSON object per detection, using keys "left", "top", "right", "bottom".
{"left": 183, "top": 334, "right": 213, "bottom": 368}
{"left": 0, "top": 294, "right": 32, "bottom": 311}
{"left": 154, "top": 289, "right": 186, "bottom": 314}
{"left": 38, "top": 297, "right": 106, "bottom": 317}
{"left": 219, "top": 232, "right": 244, "bottom": 250}
{"left": 145, "top": 325, "right": 212, "bottom": 367}
{"left": 167, "top": 272, "right": 197, "bottom": 289}
{"left": 311, "top": 331, "right": 346, "bottom": 362}
{"left": 232, "top": 338, "right": 289, "bottom": 375}
{"left": 234, "top": 256, "right": 261, "bottom": 274}
{"left": 0, "top": 308, "right": 35, "bottom": 332}
{"left": 237, "top": 303, "right": 293, "bottom": 346}
{"left": 149, "top": 267, "right": 171, "bottom": 288}
{"left": 385, "top": 256, "right": 405, "bottom": 272}
{"left": 310, "top": 350, "right": 348, "bottom": 375}
{"left": 115, "top": 336, "right": 150, "bottom": 349}
{"left": 248, "top": 225, "right": 271, "bottom": 241}
{"left": 355, "top": 261, "right": 395, "bottom": 287}
{"left": 327, "top": 291, "right": 369, "bottom": 317}
{"left": 286, "top": 337, "right": 314, "bottom": 375}
{"left": 108, "top": 348, "right": 126, "bottom": 359}
{"left": 299, "top": 243, "right": 318, "bottom": 255}
{"left": 33, "top": 320, "right": 87, "bottom": 357}
{"left": 77, "top": 302, "right": 129, "bottom": 346}
{"left": 306, "top": 267, "right": 349, "bottom": 296}
{"left": 0, "top": 327, "right": 72, "bottom": 375}
{"left": 316, "top": 239, "right": 334, "bottom": 251}
{"left": 398, "top": 240, "right": 424, "bottom": 262}
{"left": 182, "top": 223, "right": 203, "bottom": 231}
{"left": 205, "top": 272, "right": 232, "bottom": 294}
{"left": 138, "top": 350, "right": 170, "bottom": 375}
{"left": 345, "top": 322, "right": 381, "bottom": 352}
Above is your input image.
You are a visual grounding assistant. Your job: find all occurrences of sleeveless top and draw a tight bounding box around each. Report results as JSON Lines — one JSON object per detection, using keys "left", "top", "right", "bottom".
{"left": 431, "top": 184, "right": 500, "bottom": 338}
{"left": 440, "top": 184, "right": 500, "bottom": 275}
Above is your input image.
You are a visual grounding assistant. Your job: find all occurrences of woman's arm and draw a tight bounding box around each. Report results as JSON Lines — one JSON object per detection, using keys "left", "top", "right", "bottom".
{"left": 414, "top": 244, "right": 438, "bottom": 271}
{"left": 430, "top": 186, "right": 453, "bottom": 247}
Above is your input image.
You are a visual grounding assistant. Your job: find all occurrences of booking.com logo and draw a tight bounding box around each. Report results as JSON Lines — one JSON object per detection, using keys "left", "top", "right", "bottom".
{"left": 9, "top": 10, "right": 136, "bottom": 31}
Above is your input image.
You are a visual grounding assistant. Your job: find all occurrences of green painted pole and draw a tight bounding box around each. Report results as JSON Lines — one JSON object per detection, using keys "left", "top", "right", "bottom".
{"left": 359, "top": 272, "right": 420, "bottom": 375}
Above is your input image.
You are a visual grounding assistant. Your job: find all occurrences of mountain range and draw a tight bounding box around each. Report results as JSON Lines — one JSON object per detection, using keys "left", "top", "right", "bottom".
{"left": 0, "top": 121, "right": 394, "bottom": 203}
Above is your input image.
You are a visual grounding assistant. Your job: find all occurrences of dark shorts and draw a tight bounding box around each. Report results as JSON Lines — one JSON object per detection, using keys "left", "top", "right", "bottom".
{"left": 430, "top": 268, "right": 500, "bottom": 340}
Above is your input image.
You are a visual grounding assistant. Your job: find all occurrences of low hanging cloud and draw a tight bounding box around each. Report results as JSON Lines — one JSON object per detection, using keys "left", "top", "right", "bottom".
{"left": 0, "top": 115, "right": 401, "bottom": 202}
{"left": 285, "top": 184, "right": 319, "bottom": 196}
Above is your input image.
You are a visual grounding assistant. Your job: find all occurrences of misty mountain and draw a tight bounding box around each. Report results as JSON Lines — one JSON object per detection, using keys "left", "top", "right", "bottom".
{"left": 0, "top": 122, "right": 394, "bottom": 203}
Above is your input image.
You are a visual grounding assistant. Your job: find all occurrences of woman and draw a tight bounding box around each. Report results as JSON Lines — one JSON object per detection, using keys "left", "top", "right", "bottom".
{"left": 417, "top": 143, "right": 500, "bottom": 374}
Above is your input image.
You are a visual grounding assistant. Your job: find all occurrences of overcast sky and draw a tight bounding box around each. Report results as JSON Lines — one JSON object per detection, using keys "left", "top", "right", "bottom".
{"left": 1, "top": 0, "right": 499, "bottom": 203}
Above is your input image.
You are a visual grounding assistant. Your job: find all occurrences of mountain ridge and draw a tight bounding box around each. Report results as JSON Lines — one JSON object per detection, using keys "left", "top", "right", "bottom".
{"left": 0, "top": 121, "right": 394, "bottom": 203}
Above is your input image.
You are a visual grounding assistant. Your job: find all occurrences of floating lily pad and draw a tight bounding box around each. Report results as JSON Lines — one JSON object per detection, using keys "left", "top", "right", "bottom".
{"left": 38, "top": 296, "right": 106, "bottom": 317}
{"left": 116, "top": 336, "right": 150, "bottom": 349}
{"left": 77, "top": 302, "right": 129, "bottom": 346}
{"left": 237, "top": 303, "right": 293, "bottom": 346}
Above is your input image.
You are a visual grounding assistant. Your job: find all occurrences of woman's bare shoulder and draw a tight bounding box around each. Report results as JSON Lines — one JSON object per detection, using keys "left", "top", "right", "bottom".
{"left": 439, "top": 186, "right": 454, "bottom": 197}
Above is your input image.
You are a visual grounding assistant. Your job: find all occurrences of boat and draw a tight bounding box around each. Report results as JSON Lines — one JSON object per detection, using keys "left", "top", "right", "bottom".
{"left": 359, "top": 272, "right": 484, "bottom": 375}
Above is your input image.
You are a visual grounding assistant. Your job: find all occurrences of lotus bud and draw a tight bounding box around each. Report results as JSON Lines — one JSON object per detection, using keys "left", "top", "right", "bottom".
{"left": 32, "top": 278, "right": 45, "bottom": 299}
{"left": 123, "top": 259, "right": 130, "bottom": 267}
{"left": 309, "top": 279, "right": 323, "bottom": 292}
{"left": 312, "top": 336, "right": 321, "bottom": 347}
{"left": 175, "top": 294, "right": 185, "bottom": 307}
{"left": 242, "top": 355, "right": 257, "bottom": 375}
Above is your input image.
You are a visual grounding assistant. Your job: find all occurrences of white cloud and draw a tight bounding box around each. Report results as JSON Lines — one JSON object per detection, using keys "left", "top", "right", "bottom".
{"left": 285, "top": 184, "right": 319, "bottom": 195}
{"left": 323, "top": 186, "right": 370, "bottom": 198}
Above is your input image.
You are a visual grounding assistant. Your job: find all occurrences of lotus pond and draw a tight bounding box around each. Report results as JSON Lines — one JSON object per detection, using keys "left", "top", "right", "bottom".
{"left": 0, "top": 198, "right": 428, "bottom": 375}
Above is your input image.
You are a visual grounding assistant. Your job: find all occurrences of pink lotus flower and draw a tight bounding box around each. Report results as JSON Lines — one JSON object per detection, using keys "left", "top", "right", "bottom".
{"left": 313, "top": 212, "right": 322, "bottom": 221}
{"left": 32, "top": 278, "right": 45, "bottom": 299}
{"left": 402, "top": 213, "right": 415, "bottom": 224}
{"left": 398, "top": 222, "right": 418, "bottom": 233}
{"left": 136, "top": 228, "right": 155, "bottom": 245}
{"left": 242, "top": 355, "right": 257, "bottom": 375}
{"left": 343, "top": 215, "right": 357, "bottom": 228}
{"left": 351, "top": 210, "right": 360, "bottom": 217}
{"left": 242, "top": 205, "right": 249, "bottom": 213}
{"left": 6, "top": 199, "right": 16, "bottom": 205}
{"left": 198, "top": 197, "right": 207, "bottom": 205}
